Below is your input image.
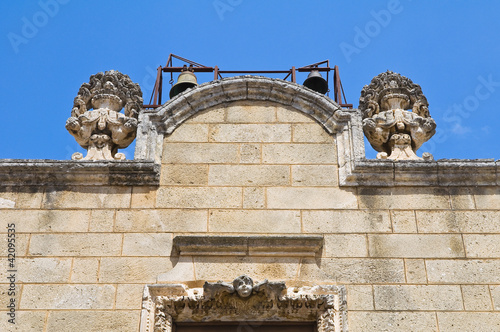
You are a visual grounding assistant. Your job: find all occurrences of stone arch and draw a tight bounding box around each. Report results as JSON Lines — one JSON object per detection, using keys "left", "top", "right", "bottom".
{"left": 147, "top": 76, "right": 351, "bottom": 136}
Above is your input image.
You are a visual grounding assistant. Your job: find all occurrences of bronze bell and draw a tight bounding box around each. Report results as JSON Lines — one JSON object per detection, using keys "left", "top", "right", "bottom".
{"left": 303, "top": 70, "right": 328, "bottom": 94}
{"left": 169, "top": 70, "right": 198, "bottom": 98}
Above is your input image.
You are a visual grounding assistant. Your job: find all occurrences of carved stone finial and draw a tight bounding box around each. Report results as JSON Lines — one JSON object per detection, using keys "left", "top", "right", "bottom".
{"left": 66, "top": 70, "right": 143, "bottom": 161}
{"left": 359, "top": 70, "right": 436, "bottom": 161}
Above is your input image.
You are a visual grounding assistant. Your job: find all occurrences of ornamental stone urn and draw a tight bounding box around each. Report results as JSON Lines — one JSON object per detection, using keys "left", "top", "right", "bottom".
{"left": 66, "top": 70, "right": 143, "bottom": 161}
{"left": 359, "top": 70, "right": 436, "bottom": 161}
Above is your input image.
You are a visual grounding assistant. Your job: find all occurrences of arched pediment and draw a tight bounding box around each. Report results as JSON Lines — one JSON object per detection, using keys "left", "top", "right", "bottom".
{"left": 147, "top": 76, "right": 352, "bottom": 136}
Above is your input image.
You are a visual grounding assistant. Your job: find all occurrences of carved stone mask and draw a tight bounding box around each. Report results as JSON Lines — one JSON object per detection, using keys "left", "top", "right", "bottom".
{"left": 233, "top": 275, "right": 253, "bottom": 298}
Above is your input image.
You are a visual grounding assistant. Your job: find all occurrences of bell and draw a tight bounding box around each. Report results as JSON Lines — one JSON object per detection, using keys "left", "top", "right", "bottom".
{"left": 169, "top": 70, "right": 198, "bottom": 98}
{"left": 303, "top": 70, "right": 328, "bottom": 94}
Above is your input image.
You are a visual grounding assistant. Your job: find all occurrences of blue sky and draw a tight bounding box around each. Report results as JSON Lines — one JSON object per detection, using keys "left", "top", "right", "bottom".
{"left": 1, "top": 0, "right": 499, "bottom": 160}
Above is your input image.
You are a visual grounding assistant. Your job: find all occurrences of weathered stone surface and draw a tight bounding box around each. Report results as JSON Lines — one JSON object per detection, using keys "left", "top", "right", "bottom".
{"left": 46, "top": 311, "right": 139, "bottom": 332}
{"left": 449, "top": 187, "right": 476, "bottom": 209}
{"left": 239, "top": 144, "right": 261, "bottom": 163}
{"left": 226, "top": 102, "right": 277, "bottom": 123}
{"left": 404, "top": 259, "right": 427, "bottom": 284}
{"left": 185, "top": 107, "right": 225, "bottom": 123}
{"left": 0, "top": 311, "right": 46, "bottom": 331}
{"left": 417, "top": 211, "right": 500, "bottom": 233}
{"left": 99, "top": 257, "right": 174, "bottom": 283}
{"left": 0, "top": 210, "right": 90, "bottom": 233}
{"left": 0, "top": 233, "right": 29, "bottom": 257}
{"left": 209, "top": 124, "right": 291, "bottom": 142}
{"left": 164, "top": 123, "right": 209, "bottom": 142}
{"left": 291, "top": 165, "right": 338, "bottom": 186}
{"left": 300, "top": 258, "right": 405, "bottom": 283}
{"left": 43, "top": 186, "right": 131, "bottom": 209}
{"left": 194, "top": 256, "right": 300, "bottom": 281}
{"left": 122, "top": 233, "right": 173, "bottom": 256}
{"left": 262, "top": 143, "right": 337, "bottom": 164}
{"left": 347, "top": 285, "right": 374, "bottom": 310}
{"left": 21, "top": 284, "right": 115, "bottom": 309}
{"left": 302, "top": 210, "right": 391, "bottom": 233}
{"left": 7, "top": 258, "right": 72, "bottom": 282}
{"left": 437, "top": 312, "right": 500, "bottom": 332}
{"left": 427, "top": 259, "right": 500, "bottom": 283}
{"left": 490, "top": 285, "right": 500, "bottom": 310}
{"left": 462, "top": 285, "right": 493, "bottom": 311}
{"left": 29, "top": 234, "right": 122, "bottom": 256}
{"left": 374, "top": 285, "right": 463, "bottom": 310}
{"left": 162, "top": 143, "right": 239, "bottom": 163}
{"left": 160, "top": 164, "right": 208, "bottom": 186}
{"left": 276, "top": 108, "right": 315, "bottom": 123}
{"left": 292, "top": 124, "right": 334, "bottom": 143}
{"left": 71, "top": 258, "right": 99, "bottom": 283}
{"left": 209, "top": 210, "right": 301, "bottom": 233}
{"left": 116, "top": 284, "right": 144, "bottom": 309}
{"left": 391, "top": 210, "right": 417, "bottom": 233}
{"left": 89, "top": 209, "right": 114, "bottom": 232}
{"left": 115, "top": 209, "right": 207, "bottom": 232}
{"left": 243, "top": 187, "right": 265, "bottom": 208}
{"left": 323, "top": 234, "right": 368, "bottom": 257}
{"left": 208, "top": 165, "right": 290, "bottom": 186}
{"left": 464, "top": 234, "right": 500, "bottom": 257}
{"left": 157, "top": 187, "right": 242, "bottom": 208}
{"left": 368, "top": 234, "right": 464, "bottom": 258}
{"left": 474, "top": 187, "right": 500, "bottom": 209}
{"left": 348, "top": 312, "right": 437, "bottom": 331}
{"left": 358, "top": 187, "right": 450, "bottom": 209}
{"left": 267, "top": 187, "right": 357, "bottom": 209}
{"left": 131, "top": 186, "right": 157, "bottom": 208}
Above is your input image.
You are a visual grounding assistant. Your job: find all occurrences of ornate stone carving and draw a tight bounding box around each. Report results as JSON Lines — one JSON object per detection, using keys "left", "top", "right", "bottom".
{"left": 66, "top": 70, "right": 143, "bottom": 160}
{"left": 141, "top": 276, "right": 347, "bottom": 332}
{"left": 359, "top": 71, "right": 436, "bottom": 160}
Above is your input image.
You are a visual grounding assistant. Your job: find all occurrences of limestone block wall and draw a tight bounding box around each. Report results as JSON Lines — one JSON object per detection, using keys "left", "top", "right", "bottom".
{"left": 1, "top": 96, "right": 500, "bottom": 331}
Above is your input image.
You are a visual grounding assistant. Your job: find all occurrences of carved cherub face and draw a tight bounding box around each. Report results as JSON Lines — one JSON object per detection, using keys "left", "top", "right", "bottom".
{"left": 233, "top": 275, "right": 253, "bottom": 298}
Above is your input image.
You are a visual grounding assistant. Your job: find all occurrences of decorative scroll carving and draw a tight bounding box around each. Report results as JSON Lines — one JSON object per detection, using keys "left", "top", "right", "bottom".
{"left": 141, "top": 276, "right": 347, "bottom": 332}
{"left": 359, "top": 71, "right": 436, "bottom": 160}
{"left": 66, "top": 70, "right": 143, "bottom": 160}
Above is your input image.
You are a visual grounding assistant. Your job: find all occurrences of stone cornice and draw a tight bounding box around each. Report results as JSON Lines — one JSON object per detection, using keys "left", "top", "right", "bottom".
{"left": 0, "top": 160, "right": 159, "bottom": 186}
{"left": 336, "top": 110, "right": 500, "bottom": 186}
{"left": 172, "top": 235, "right": 324, "bottom": 257}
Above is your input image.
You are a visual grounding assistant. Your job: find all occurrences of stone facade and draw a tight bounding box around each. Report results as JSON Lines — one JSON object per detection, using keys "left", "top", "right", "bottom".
{"left": 0, "top": 75, "right": 499, "bottom": 331}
